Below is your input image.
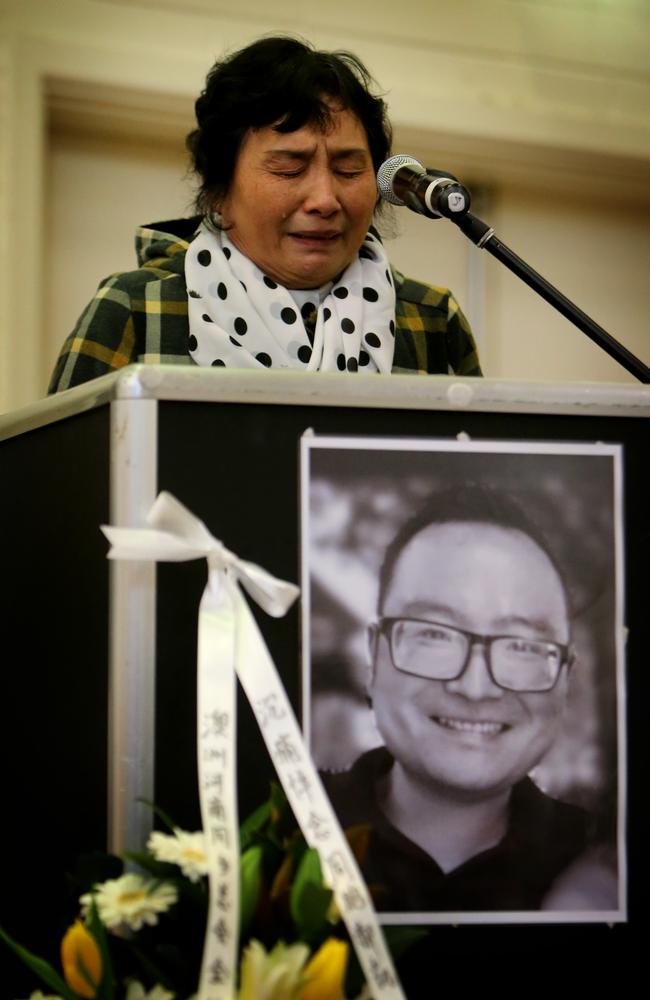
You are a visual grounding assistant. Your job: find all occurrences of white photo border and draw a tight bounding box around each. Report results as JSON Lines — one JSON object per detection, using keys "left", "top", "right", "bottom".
{"left": 300, "top": 433, "right": 626, "bottom": 926}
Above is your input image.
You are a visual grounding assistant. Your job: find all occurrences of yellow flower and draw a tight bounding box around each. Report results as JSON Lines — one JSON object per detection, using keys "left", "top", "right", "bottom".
{"left": 300, "top": 938, "right": 349, "bottom": 1000}
{"left": 60, "top": 920, "right": 102, "bottom": 998}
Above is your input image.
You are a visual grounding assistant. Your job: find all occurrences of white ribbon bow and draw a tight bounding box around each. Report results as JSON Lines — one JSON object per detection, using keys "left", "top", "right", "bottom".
{"left": 102, "top": 492, "right": 404, "bottom": 1000}
{"left": 103, "top": 491, "right": 299, "bottom": 616}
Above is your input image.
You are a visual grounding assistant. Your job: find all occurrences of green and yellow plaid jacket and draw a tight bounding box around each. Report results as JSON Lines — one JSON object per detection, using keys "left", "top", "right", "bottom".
{"left": 48, "top": 219, "right": 481, "bottom": 392}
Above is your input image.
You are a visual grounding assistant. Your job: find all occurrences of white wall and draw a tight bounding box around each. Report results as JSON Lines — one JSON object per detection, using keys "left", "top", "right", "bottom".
{"left": 2, "top": 0, "right": 649, "bottom": 411}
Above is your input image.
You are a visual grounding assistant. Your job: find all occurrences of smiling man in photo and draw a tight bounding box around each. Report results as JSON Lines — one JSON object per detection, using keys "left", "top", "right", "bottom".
{"left": 323, "top": 484, "right": 614, "bottom": 913}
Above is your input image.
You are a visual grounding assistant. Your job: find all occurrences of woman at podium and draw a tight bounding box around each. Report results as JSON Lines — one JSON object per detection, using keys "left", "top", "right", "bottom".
{"left": 49, "top": 36, "right": 481, "bottom": 393}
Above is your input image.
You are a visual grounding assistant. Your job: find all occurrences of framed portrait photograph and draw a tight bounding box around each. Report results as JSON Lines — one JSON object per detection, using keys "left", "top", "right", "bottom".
{"left": 301, "top": 434, "right": 626, "bottom": 925}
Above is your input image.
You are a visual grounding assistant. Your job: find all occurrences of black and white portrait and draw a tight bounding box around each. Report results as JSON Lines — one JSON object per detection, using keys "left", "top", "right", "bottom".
{"left": 300, "top": 435, "right": 625, "bottom": 924}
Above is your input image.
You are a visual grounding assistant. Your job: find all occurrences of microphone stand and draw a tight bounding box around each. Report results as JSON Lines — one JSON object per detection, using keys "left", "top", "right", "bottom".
{"left": 449, "top": 211, "right": 650, "bottom": 384}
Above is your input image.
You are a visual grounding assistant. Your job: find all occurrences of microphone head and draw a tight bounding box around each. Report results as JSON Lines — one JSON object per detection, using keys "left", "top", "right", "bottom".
{"left": 376, "top": 155, "right": 425, "bottom": 206}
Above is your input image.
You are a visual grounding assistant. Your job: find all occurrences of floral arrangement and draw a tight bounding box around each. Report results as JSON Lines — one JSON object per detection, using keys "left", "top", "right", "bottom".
{"left": 1, "top": 787, "right": 424, "bottom": 1000}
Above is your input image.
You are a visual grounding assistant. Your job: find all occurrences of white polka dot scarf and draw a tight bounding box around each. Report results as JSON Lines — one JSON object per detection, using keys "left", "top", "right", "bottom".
{"left": 184, "top": 223, "right": 396, "bottom": 373}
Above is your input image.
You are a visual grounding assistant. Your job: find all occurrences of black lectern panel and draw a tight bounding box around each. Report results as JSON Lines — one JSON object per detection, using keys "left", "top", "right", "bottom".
{"left": 1, "top": 405, "right": 111, "bottom": 990}
{"left": 1, "top": 381, "right": 646, "bottom": 994}
{"left": 155, "top": 399, "right": 646, "bottom": 988}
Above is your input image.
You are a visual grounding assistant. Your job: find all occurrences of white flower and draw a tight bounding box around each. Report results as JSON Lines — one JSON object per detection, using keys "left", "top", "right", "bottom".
{"left": 125, "top": 981, "right": 175, "bottom": 1000}
{"left": 147, "top": 828, "right": 209, "bottom": 883}
{"left": 80, "top": 873, "right": 178, "bottom": 931}
{"left": 237, "top": 939, "right": 310, "bottom": 1000}
{"left": 22, "top": 993, "right": 63, "bottom": 1000}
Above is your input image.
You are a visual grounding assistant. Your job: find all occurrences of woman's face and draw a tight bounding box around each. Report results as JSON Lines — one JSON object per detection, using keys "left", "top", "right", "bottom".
{"left": 218, "top": 107, "right": 378, "bottom": 289}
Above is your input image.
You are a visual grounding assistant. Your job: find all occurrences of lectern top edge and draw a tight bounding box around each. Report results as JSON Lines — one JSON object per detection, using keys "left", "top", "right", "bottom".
{"left": 2, "top": 365, "right": 650, "bottom": 441}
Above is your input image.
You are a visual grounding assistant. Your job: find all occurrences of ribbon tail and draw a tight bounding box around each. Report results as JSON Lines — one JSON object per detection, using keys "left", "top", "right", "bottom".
{"left": 232, "top": 593, "right": 406, "bottom": 1000}
{"left": 196, "top": 573, "right": 239, "bottom": 1000}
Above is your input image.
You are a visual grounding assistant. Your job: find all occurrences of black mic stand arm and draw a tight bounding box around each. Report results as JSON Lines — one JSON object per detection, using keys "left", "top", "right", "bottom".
{"left": 450, "top": 211, "right": 650, "bottom": 384}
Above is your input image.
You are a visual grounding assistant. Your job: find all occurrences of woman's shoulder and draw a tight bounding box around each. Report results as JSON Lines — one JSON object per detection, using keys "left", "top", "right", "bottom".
{"left": 392, "top": 268, "right": 460, "bottom": 313}
{"left": 390, "top": 268, "right": 482, "bottom": 376}
{"left": 84, "top": 222, "right": 192, "bottom": 313}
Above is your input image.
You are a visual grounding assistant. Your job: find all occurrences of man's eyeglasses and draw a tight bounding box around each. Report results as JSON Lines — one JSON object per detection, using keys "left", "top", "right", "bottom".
{"left": 373, "top": 617, "right": 572, "bottom": 693}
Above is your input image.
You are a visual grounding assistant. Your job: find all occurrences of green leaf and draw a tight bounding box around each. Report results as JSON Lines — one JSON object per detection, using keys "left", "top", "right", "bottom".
{"left": 292, "top": 881, "right": 334, "bottom": 941}
{"left": 291, "top": 847, "right": 322, "bottom": 896}
{"left": 136, "top": 797, "right": 178, "bottom": 832}
{"left": 239, "top": 799, "right": 272, "bottom": 852}
{"left": 289, "top": 849, "right": 333, "bottom": 940}
{"left": 267, "top": 783, "right": 297, "bottom": 844}
{"left": 344, "top": 926, "right": 430, "bottom": 997}
{"left": 344, "top": 939, "right": 365, "bottom": 999}
{"left": 383, "top": 925, "right": 430, "bottom": 961}
{"left": 122, "top": 851, "right": 180, "bottom": 880}
{"left": 269, "top": 782, "right": 288, "bottom": 816}
{"left": 67, "top": 851, "right": 123, "bottom": 894}
{"left": 0, "top": 926, "right": 78, "bottom": 1000}
{"left": 124, "top": 941, "right": 175, "bottom": 993}
{"left": 75, "top": 951, "right": 102, "bottom": 998}
{"left": 85, "top": 897, "right": 115, "bottom": 1000}
{"left": 240, "top": 845, "right": 263, "bottom": 935}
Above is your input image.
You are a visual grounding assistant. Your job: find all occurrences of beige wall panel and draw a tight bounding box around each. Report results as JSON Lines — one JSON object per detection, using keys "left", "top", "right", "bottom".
{"left": 102, "top": 0, "right": 649, "bottom": 75}
{"left": 485, "top": 188, "right": 650, "bottom": 381}
{"left": 0, "top": 41, "right": 10, "bottom": 409}
{"left": 45, "top": 128, "right": 193, "bottom": 383}
{"left": 3, "top": 1, "right": 648, "bottom": 155}
{"left": 1, "top": 0, "right": 649, "bottom": 408}
{"left": 0, "top": 32, "right": 46, "bottom": 410}
{"left": 46, "top": 118, "right": 649, "bottom": 386}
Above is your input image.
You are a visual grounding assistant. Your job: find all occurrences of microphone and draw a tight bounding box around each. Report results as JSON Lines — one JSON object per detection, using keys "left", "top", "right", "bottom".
{"left": 377, "top": 154, "right": 471, "bottom": 220}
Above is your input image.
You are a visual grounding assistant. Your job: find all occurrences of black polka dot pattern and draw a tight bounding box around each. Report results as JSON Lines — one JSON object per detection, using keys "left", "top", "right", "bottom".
{"left": 187, "top": 230, "right": 396, "bottom": 375}
{"left": 281, "top": 307, "right": 297, "bottom": 325}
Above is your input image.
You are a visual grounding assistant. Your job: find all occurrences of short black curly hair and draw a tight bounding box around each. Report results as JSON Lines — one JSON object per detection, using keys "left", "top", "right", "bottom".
{"left": 186, "top": 35, "right": 392, "bottom": 217}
